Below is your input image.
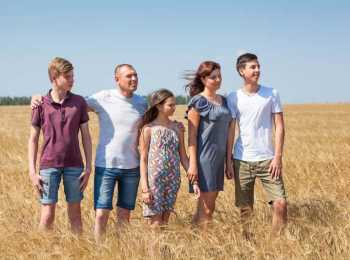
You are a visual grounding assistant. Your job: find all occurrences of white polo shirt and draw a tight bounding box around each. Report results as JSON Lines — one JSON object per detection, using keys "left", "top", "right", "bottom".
{"left": 227, "top": 85, "right": 283, "bottom": 162}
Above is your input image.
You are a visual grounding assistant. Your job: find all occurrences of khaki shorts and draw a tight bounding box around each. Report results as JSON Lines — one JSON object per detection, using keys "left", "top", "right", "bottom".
{"left": 234, "top": 159, "right": 287, "bottom": 207}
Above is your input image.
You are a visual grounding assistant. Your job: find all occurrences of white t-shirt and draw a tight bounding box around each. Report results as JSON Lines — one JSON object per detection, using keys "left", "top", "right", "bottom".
{"left": 227, "top": 85, "right": 283, "bottom": 162}
{"left": 86, "top": 89, "right": 147, "bottom": 169}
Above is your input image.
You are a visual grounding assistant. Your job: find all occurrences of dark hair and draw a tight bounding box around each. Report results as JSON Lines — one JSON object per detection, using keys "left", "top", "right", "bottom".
{"left": 185, "top": 61, "right": 221, "bottom": 97}
{"left": 140, "top": 89, "right": 174, "bottom": 130}
{"left": 236, "top": 53, "right": 258, "bottom": 77}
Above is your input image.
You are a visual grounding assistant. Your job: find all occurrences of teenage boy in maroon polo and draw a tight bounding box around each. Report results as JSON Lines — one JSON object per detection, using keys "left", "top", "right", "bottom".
{"left": 28, "top": 57, "right": 92, "bottom": 234}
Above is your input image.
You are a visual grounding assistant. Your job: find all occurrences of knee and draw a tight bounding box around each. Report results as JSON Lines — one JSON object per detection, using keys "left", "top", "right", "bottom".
{"left": 95, "top": 210, "right": 109, "bottom": 223}
{"left": 273, "top": 199, "right": 287, "bottom": 214}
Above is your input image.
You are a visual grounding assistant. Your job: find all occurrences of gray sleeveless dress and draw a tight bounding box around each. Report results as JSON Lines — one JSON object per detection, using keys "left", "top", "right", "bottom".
{"left": 187, "top": 95, "right": 232, "bottom": 192}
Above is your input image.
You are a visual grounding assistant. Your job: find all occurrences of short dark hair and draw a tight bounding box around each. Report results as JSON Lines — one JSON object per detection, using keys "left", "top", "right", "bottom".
{"left": 236, "top": 53, "right": 258, "bottom": 76}
{"left": 114, "top": 64, "right": 135, "bottom": 75}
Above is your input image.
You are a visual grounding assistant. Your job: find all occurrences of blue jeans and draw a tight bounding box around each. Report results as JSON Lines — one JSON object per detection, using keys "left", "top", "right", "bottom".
{"left": 39, "top": 167, "right": 84, "bottom": 204}
{"left": 94, "top": 167, "right": 140, "bottom": 210}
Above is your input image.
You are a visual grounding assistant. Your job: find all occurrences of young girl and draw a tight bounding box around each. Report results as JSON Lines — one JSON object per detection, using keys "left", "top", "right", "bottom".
{"left": 139, "top": 89, "right": 200, "bottom": 226}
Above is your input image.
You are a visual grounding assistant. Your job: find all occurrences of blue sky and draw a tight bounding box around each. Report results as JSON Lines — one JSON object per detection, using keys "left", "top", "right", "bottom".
{"left": 1, "top": 0, "right": 349, "bottom": 103}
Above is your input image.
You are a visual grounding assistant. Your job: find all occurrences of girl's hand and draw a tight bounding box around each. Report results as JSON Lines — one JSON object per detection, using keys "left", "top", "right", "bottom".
{"left": 142, "top": 191, "right": 153, "bottom": 205}
{"left": 192, "top": 183, "right": 201, "bottom": 199}
{"left": 175, "top": 121, "right": 185, "bottom": 133}
{"left": 187, "top": 165, "right": 198, "bottom": 184}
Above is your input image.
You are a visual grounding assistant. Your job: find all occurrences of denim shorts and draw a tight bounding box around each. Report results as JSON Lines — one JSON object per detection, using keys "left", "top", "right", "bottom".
{"left": 94, "top": 167, "right": 140, "bottom": 210}
{"left": 39, "top": 167, "right": 84, "bottom": 204}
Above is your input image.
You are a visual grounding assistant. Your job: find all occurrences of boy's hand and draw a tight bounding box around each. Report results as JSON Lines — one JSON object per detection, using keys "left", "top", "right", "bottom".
{"left": 29, "top": 172, "right": 43, "bottom": 196}
{"left": 192, "top": 184, "right": 201, "bottom": 199}
{"left": 142, "top": 191, "right": 153, "bottom": 205}
{"left": 225, "top": 159, "right": 234, "bottom": 179}
{"left": 31, "top": 95, "right": 43, "bottom": 109}
{"left": 79, "top": 168, "right": 91, "bottom": 192}
{"left": 269, "top": 157, "right": 282, "bottom": 180}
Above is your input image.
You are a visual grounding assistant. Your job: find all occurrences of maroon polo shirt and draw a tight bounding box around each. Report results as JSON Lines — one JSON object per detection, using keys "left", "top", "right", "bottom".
{"left": 31, "top": 90, "right": 89, "bottom": 169}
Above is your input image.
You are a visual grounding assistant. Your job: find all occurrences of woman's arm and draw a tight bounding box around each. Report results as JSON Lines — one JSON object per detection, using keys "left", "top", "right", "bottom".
{"left": 187, "top": 108, "right": 200, "bottom": 183}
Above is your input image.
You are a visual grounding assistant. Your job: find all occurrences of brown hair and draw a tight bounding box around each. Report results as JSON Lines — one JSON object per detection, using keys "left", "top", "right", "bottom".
{"left": 48, "top": 57, "right": 73, "bottom": 82}
{"left": 185, "top": 61, "right": 221, "bottom": 97}
{"left": 140, "top": 89, "right": 174, "bottom": 130}
{"left": 236, "top": 53, "right": 258, "bottom": 77}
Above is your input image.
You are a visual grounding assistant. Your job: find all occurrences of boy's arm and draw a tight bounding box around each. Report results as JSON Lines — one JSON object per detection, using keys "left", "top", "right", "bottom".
{"left": 226, "top": 119, "right": 235, "bottom": 179}
{"left": 269, "top": 112, "right": 285, "bottom": 179}
{"left": 28, "top": 125, "right": 43, "bottom": 194}
{"left": 79, "top": 122, "right": 92, "bottom": 192}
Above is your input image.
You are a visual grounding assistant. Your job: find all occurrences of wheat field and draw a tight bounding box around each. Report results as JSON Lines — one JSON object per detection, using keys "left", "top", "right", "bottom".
{"left": 0, "top": 104, "right": 349, "bottom": 259}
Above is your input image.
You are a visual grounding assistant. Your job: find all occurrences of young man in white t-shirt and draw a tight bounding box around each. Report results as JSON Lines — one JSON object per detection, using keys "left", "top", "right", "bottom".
{"left": 226, "top": 53, "right": 287, "bottom": 236}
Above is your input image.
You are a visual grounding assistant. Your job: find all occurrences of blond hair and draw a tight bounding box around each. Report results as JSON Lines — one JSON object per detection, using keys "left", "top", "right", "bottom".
{"left": 48, "top": 57, "right": 73, "bottom": 82}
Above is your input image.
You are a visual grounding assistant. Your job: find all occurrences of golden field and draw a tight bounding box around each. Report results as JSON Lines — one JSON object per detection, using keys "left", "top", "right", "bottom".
{"left": 0, "top": 104, "right": 349, "bottom": 259}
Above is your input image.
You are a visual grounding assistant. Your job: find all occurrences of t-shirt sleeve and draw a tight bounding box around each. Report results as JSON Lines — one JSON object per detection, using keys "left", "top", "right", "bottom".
{"left": 85, "top": 91, "right": 104, "bottom": 113}
{"left": 186, "top": 95, "right": 211, "bottom": 118}
{"left": 80, "top": 98, "right": 89, "bottom": 124}
{"left": 272, "top": 89, "right": 283, "bottom": 113}
{"left": 226, "top": 93, "right": 238, "bottom": 119}
{"left": 31, "top": 106, "right": 42, "bottom": 127}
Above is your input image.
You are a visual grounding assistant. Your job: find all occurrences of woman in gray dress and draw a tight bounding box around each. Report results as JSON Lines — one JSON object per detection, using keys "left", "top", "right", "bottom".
{"left": 185, "top": 61, "right": 234, "bottom": 227}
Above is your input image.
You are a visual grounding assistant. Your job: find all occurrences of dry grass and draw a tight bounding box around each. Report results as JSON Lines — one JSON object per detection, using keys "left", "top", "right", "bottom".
{"left": 0, "top": 104, "right": 349, "bottom": 259}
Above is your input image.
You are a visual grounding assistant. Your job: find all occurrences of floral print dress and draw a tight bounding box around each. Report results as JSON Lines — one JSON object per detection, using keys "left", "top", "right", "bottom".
{"left": 143, "top": 124, "right": 181, "bottom": 217}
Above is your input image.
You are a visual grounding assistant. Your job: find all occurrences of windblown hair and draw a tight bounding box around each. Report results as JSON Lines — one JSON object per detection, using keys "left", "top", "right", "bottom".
{"left": 48, "top": 57, "right": 73, "bottom": 82}
{"left": 184, "top": 61, "right": 221, "bottom": 97}
{"left": 140, "top": 88, "right": 174, "bottom": 130}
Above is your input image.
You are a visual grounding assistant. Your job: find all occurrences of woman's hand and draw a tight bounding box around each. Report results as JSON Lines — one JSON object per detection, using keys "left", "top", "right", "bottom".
{"left": 187, "top": 165, "right": 198, "bottom": 184}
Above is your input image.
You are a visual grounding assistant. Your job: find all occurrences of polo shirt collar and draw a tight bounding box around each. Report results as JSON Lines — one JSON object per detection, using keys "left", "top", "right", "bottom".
{"left": 45, "top": 89, "right": 72, "bottom": 104}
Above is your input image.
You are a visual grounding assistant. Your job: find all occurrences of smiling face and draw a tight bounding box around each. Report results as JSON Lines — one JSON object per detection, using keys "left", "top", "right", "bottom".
{"left": 201, "top": 68, "right": 222, "bottom": 92}
{"left": 157, "top": 96, "right": 176, "bottom": 117}
{"left": 115, "top": 65, "right": 138, "bottom": 95}
{"left": 239, "top": 60, "right": 260, "bottom": 84}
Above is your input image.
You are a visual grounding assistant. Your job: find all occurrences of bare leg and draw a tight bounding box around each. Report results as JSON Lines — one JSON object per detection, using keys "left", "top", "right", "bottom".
{"left": 39, "top": 204, "right": 56, "bottom": 231}
{"left": 195, "top": 191, "right": 218, "bottom": 230}
{"left": 150, "top": 214, "right": 163, "bottom": 228}
{"left": 94, "top": 209, "right": 110, "bottom": 242}
{"left": 271, "top": 199, "right": 287, "bottom": 236}
{"left": 162, "top": 211, "right": 171, "bottom": 225}
{"left": 67, "top": 202, "right": 82, "bottom": 234}
{"left": 117, "top": 207, "right": 131, "bottom": 224}
{"left": 240, "top": 206, "right": 253, "bottom": 240}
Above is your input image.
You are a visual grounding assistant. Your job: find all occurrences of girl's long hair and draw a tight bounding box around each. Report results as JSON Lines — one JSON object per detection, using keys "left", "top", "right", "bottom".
{"left": 184, "top": 61, "right": 221, "bottom": 97}
{"left": 140, "top": 88, "right": 174, "bottom": 130}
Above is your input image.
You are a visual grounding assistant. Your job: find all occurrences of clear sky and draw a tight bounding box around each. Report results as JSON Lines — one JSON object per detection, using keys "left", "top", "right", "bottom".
{"left": 1, "top": 0, "right": 349, "bottom": 103}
